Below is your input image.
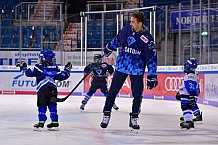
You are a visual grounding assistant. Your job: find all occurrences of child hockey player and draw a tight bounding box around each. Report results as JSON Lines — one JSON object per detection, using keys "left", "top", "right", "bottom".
{"left": 80, "top": 54, "right": 119, "bottom": 111}
{"left": 179, "top": 58, "right": 201, "bottom": 129}
{"left": 176, "top": 92, "right": 202, "bottom": 122}
{"left": 16, "top": 50, "right": 72, "bottom": 131}
{"left": 100, "top": 12, "right": 158, "bottom": 130}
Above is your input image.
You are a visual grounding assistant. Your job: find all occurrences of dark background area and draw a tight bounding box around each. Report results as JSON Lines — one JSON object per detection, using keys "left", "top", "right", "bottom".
{"left": 64, "top": 0, "right": 103, "bottom": 14}
{"left": 65, "top": 0, "right": 86, "bottom": 14}
{"left": 63, "top": 0, "right": 103, "bottom": 22}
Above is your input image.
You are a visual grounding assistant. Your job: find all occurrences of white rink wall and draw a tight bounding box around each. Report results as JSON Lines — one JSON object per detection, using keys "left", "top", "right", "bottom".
{"left": 0, "top": 64, "right": 218, "bottom": 107}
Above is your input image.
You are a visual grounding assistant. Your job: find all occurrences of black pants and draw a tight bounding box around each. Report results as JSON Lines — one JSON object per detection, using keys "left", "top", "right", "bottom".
{"left": 37, "top": 86, "right": 57, "bottom": 107}
{"left": 103, "top": 70, "right": 143, "bottom": 115}
{"left": 87, "top": 83, "right": 108, "bottom": 96}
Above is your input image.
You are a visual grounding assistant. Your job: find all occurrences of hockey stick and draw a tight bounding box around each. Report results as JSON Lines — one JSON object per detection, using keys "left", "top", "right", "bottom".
{"left": 51, "top": 54, "right": 105, "bottom": 103}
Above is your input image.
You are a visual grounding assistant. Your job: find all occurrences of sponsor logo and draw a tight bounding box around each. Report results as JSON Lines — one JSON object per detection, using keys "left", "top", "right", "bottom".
{"left": 56, "top": 80, "right": 70, "bottom": 88}
{"left": 140, "top": 35, "right": 148, "bottom": 43}
{"left": 12, "top": 72, "right": 37, "bottom": 88}
{"left": 12, "top": 73, "right": 70, "bottom": 88}
{"left": 123, "top": 47, "right": 141, "bottom": 55}
{"left": 14, "top": 52, "right": 40, "bottom": 57}
{"left": 101, "top": 64, "right": 107, "bottom": 68}
{"left": 0, "top": 58, "right": 38, "bottom": 65}
{"left": 164, "top": 77, "right": 183, "bottom": 91}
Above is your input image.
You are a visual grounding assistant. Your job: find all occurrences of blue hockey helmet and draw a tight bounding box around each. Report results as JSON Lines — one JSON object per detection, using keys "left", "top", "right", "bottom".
{"left": 184, "top": 58, "right": 198, "bottom": 73}
{"left": 39, "top": 50, "right": 55, "bottom": 64}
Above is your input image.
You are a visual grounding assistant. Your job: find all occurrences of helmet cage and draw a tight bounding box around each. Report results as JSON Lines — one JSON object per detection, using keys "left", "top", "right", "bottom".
{"left": 93, "top": 54, "right": 102, "bottom": 63}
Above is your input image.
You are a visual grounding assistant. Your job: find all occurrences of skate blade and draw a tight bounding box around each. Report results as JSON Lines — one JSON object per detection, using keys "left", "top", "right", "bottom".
{"left": 102, "top": 128, "right": 106, "bottom": 132}
{"left": 47, "top": 127, "right": 59, "bottom": 131}
{"left": 130, "top": 128, "right": 139, "bottom": 134}
{"left": 113, "top": 107, "right": 119, "bottom": 111}
{"left": 33, "top": 128, "right": 43, "bottom": 132}
{"left": 181, "top": 127, "right": 195, "bottom": 131}
{"left": 194, "top": 121, "right": 203, "bottom": 125}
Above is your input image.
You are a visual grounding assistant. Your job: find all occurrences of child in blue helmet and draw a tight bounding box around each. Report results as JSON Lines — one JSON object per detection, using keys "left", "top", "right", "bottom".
{"left": 178, "top": 58, "right": 202, "bottom": 129}
{"left": 16, "top": 50, "right": 72, "bottom": 131}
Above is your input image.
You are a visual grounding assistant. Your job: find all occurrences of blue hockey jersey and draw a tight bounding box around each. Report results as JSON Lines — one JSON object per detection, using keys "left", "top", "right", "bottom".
{"left": 25, "top": 63, "right": 70, "bottom": 92}
{"left": 107, "top": 25, "right": 157, "bottom": 75}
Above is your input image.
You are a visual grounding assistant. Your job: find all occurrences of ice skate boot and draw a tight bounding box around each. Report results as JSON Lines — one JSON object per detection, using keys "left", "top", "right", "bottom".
{"left": 129, "top": 113, "right": 140, "bottom": 130}
{"left": 193, "top": 112, "right": 202, "bottom": 122}
{"left": 33, "top": 121, "right": 44, "bottom": 131}
{"left": 47, "top": 121, "right": 59, "bottom": 131}
{"left": 112, "top": 103, "right": 119, "bottom": 110}
{"left": 180, "top": 116, "right": 184, "bottom": 121}
{"left": 100, "top": 112, "right": 111, "bottom": 129}
{"left": 80, "top": 103, "right": 85, "bottom": 110}
{"left": 180, "top": 121, "right": 194, "bottom": 129}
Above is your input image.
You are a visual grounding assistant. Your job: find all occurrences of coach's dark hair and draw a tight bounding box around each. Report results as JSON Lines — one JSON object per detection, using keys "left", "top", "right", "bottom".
{"left": 131, "top": 12, "right": 145, "bottom": 23}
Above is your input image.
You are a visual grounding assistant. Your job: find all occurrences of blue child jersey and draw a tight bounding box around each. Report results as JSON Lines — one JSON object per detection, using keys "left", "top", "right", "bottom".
{"left": 107, "top": 25, "right": 157, "bottom": 75}
{"left": 25, "top": 63, "right": 70, "bottom": 92}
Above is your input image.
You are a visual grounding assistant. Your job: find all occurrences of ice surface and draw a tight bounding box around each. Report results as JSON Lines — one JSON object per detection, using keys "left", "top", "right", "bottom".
{"left": 0, "top": 95, "right": 218, "bottom": 145}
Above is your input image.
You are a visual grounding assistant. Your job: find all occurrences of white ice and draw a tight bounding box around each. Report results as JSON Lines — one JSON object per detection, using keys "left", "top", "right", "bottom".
{"left": 0, "top": 95, "right": 218, "bottom": 145}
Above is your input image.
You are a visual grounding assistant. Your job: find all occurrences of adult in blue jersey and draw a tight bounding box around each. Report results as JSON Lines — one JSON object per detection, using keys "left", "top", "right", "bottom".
{"left": 100, "top": 12, "right": 158, "bottom": 130}
{"left": 16, "top": 50, "right": 72, "bottom": 131}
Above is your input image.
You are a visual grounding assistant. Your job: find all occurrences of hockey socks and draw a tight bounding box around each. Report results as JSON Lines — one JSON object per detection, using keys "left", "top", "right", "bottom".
{"left": 180, "top": 112, "right": 202, "bottom": 122}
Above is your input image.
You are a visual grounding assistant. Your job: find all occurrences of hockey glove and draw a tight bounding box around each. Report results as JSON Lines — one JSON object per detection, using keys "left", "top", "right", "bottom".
{"left": 104, "top": 44, "right": 113, "bottom": 57}
{"left": 176, "top": 92, "right": 180, "bottom": 101}
{"left": 64, "top": 62, "right": 72, "bottom": 71}
{"left": 16, "top": 60, "right": 27, "bottom": 71}
{"left": 146, "top": 75, "right": 158, "bottom": 89}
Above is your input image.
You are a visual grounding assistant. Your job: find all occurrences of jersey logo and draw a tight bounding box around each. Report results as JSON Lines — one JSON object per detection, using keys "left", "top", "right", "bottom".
{"left": 96, "top": 69, "right": 102, "bottom": 75}
{"left": 140, "top": 35, "right": 148, "bottom": 43}
{"left": 127, "top": 36, "right": 136, "bottom": 46}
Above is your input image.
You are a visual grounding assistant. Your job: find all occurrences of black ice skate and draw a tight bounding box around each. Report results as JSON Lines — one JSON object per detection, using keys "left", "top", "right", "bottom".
{"left": 33, "top": 121, "right": 44, "bottom": 131}
{"left": 180, "top": 121, "right": 194, "bottom": 129}
{"left": 129, "top": 113, "right": 140, "bottom": 130}
{"left": 100, "top": 112, "right": 111, "bottom": 129}
{"left": 112, "top": 103, "right": 119, "bottom": 110}
{"left": 47, "top": 122, "right": 59, "bottom": 131}
{"left": 80, "top": 103, "right": 85, "bottom": 110}
{"left": 180, "top": 112, "right": 202, "bottom": 122}
{"left": 193, "top": 112, "right": 203, "bottom": 122}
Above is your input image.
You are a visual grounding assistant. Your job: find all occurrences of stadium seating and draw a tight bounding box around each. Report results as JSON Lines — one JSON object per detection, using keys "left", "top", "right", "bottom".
{"left": 0, "top": 0, "right": 60, "bottom": 49}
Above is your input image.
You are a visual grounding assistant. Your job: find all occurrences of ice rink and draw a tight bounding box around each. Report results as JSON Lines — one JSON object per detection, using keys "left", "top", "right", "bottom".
{"left": 0, "top": 95, "right": 218, "bottom": 145}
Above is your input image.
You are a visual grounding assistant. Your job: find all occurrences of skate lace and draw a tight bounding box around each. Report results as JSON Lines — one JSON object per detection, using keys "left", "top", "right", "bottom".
{"left": 102, "top": 116, "right": 110, "bottom": 124}
{"left": 131, "top": 118, "right": 138, "bottom": 126}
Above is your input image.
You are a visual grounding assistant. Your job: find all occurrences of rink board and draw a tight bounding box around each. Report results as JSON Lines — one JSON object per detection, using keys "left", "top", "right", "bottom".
{"left": 0, "top": 64, "right": 218, "bottom": 107}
